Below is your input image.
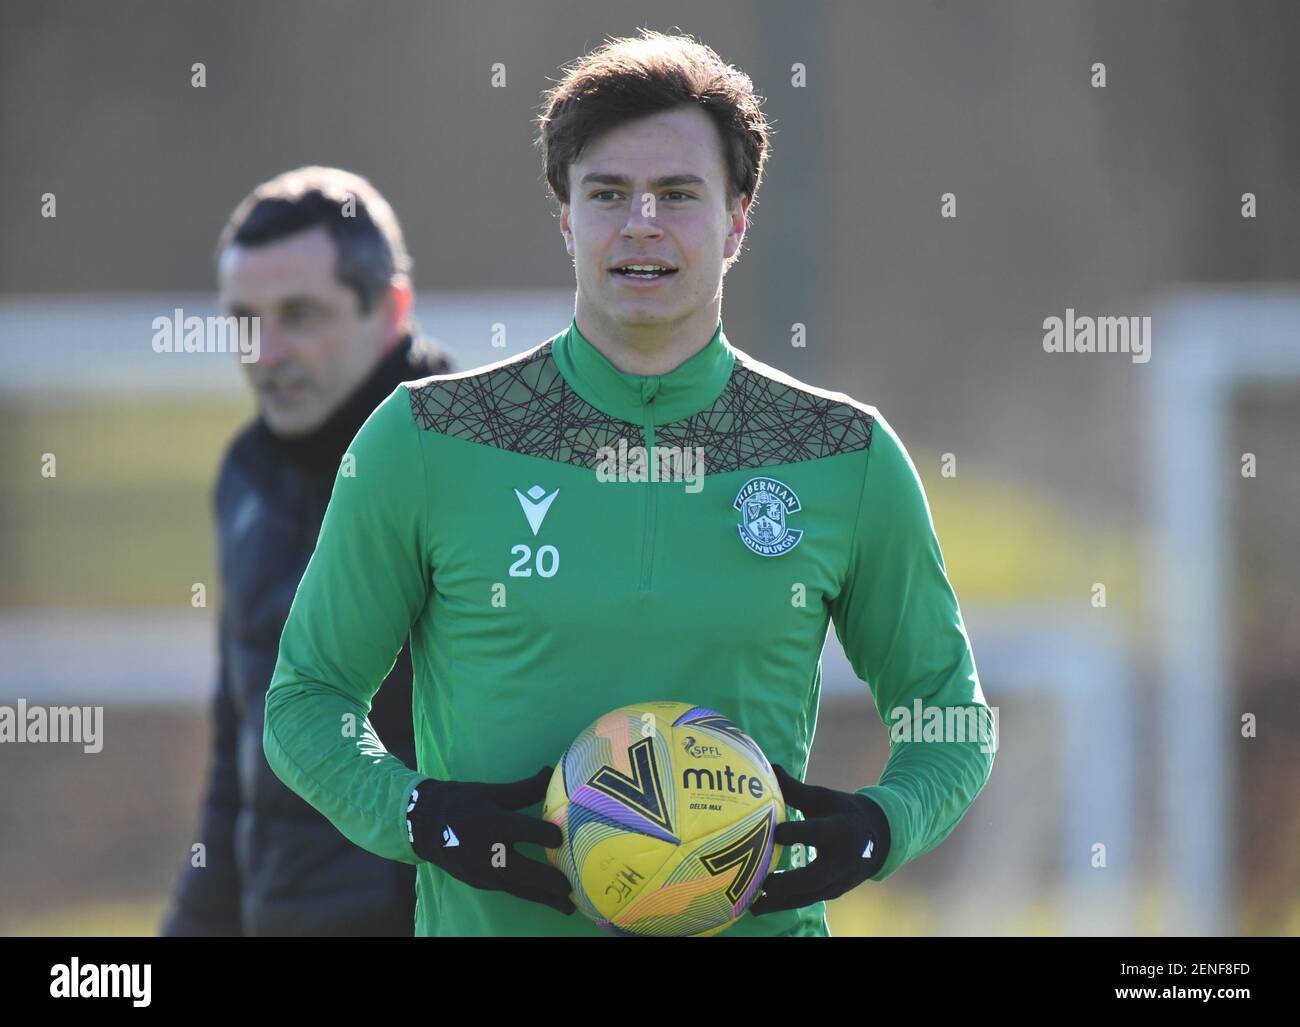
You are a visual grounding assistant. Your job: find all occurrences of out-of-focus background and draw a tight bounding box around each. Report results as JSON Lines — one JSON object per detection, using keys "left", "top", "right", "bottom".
{"left": 1, "top": 0, "right": 1297, "bottom": 936}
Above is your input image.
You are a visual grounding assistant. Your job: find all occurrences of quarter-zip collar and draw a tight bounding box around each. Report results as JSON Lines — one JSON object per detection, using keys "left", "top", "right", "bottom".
{"left": 551, "top": 317, "right": 735, "bottom": 425}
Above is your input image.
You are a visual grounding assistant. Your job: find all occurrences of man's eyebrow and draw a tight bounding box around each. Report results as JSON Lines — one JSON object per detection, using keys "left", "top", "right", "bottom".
{"left": 578, "top": 172, "right": 707, "bottom": 189}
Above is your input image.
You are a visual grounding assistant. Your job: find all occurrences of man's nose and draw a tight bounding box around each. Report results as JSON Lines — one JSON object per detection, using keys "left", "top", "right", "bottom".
{"left": 255, "top": 321, "right": 293, "bottom": 368}
{"left": 621, "top": 195, "right": 664, "bottom": 238}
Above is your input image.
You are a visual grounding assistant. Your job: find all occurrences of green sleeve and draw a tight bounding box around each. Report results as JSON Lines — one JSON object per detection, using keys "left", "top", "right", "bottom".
{"left": 828, "top": 411, "right": 994, "bottom": 881}
{"left": 263, "top": 385, "right": 430, "bottom": 865}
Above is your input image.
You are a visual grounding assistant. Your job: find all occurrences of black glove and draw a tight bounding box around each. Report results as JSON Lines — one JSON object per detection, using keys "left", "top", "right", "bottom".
{"left": 749, "top": 763, "right": 891, "bottom": 916}
{"left": 405, "top": 766, "right": 575, "bottom": 915}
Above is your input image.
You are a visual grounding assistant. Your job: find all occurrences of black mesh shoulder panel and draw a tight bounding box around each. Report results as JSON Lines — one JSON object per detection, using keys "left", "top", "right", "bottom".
{"left": 655, "top": 353, "right": 875, "bottom": 474}
{"left": 406, "top": 341, "right": 642, "bottom": 466}
{"left": 406, "top": 343, "right": 874, "bottom": 473}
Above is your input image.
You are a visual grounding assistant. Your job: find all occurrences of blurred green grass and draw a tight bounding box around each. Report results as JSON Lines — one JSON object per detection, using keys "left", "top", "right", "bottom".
{"left": 9, "top": 887, "right": 1297, "bottom": 936}
{"left": 0, "top": 394, "right": 1136, "bottom": 608}
{"left": 0, "top": 394, "right": 251, "bottom": 606}
{"left": 1, "top": 897, "right": 169, "bottom": 937}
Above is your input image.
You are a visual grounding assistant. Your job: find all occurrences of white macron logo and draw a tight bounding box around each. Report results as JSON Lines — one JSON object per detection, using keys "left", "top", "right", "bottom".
{"left": 515, "top": 485, "right": 558, "bottom": 536}
{"left": 442, "top": 825, "right": 460, "bottom": 847}
{"left": 862, "top": 839, "right": 874, "bottom": 859}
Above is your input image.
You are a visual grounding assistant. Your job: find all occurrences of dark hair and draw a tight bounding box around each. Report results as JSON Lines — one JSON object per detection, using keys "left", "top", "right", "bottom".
{"left": 536, "top": 29, "right": 771, "bottom": 216}
{"left": 215, "top": 166, "right": 410, "bottom": 315}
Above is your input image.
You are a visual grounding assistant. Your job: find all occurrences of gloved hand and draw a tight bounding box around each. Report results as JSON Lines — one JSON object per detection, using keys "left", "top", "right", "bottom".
{"left": 405, "top": 766, "right": 574, "bottom": 915}
{"left": 749, "top": 763, "right": 891, "bottom": 916}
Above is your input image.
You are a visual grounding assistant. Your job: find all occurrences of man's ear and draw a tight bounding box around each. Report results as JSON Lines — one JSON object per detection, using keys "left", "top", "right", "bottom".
{"left": 559, "top": 202, "right": 574, "bottom": 257}
{"left": 723, "top": 193, "right": 751, "bottom": 264}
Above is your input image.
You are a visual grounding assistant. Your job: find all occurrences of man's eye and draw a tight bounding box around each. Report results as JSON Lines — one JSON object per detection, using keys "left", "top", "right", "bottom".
{"left": 664, "top": 191, "right": 693, "bottom": 201}
{"left": 592, "top": 190, "right": 622, "bottom": 201}
{"left": 282, "top": 305, "right": 316, "bottom": 326}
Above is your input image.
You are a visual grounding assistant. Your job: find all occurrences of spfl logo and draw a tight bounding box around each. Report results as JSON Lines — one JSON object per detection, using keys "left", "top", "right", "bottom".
{"left": 734, "top": 476, "right": 803, "bottom": 557}
{"left": 681, "top": 735, "right": 723, "bottom": 759}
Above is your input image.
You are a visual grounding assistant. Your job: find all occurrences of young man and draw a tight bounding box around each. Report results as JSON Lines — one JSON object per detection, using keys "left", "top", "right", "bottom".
{"left": 265, "top": 32, "right": 993, "bottom": 937}
{"left": 163, "top": 167, "right": 452, "bottom": 935}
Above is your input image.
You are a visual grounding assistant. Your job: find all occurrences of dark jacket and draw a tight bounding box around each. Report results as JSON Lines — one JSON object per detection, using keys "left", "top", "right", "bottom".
{"left": 162, "top": 335, "right": 452, "bottom": 936}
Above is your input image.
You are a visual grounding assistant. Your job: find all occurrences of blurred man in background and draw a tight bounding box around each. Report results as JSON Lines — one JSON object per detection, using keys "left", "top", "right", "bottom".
{"left": 161, "top": 166, "right": 452, "bottom": 935}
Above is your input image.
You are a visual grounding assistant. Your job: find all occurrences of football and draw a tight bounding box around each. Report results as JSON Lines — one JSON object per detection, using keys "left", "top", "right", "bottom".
{"left": 543, "top": 700, "right": 785, "bottom": 936}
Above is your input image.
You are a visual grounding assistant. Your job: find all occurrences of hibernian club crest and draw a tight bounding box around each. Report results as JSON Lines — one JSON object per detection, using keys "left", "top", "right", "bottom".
{"left": 733, "top": 476, "right": 803, "bottom": 557}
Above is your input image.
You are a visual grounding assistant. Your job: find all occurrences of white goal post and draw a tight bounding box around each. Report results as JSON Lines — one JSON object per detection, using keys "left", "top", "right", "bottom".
{"left": 1147, "top": 285, "right": 1300, "bottom": 935}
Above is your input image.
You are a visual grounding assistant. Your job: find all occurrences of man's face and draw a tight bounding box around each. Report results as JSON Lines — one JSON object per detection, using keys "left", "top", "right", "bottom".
{"left": 560, "top": 104, "right": 749, "bottom": 336}
{"left": 218, "top": 226, "right": 397, "bottom": 437}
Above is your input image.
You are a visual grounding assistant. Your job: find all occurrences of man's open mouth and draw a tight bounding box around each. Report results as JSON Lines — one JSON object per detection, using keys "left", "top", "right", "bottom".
{"left": 261, "top": 381, "right": 307, "bottom": 403}
{"left": 611, "top": 263, "right": 677, "bottom": 280}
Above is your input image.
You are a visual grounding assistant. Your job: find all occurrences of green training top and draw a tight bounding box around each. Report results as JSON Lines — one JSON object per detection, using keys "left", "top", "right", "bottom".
{"left": 264, "top": 318, "right": 994, "bottom": 937}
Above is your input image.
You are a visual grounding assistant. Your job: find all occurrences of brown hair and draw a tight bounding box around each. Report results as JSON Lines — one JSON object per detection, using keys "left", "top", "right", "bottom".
{"left": 216, "top": 166, "right": 410, "bottom": 316}
{"left": 536, "top": 30, "right": 771, "bottom": 217}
